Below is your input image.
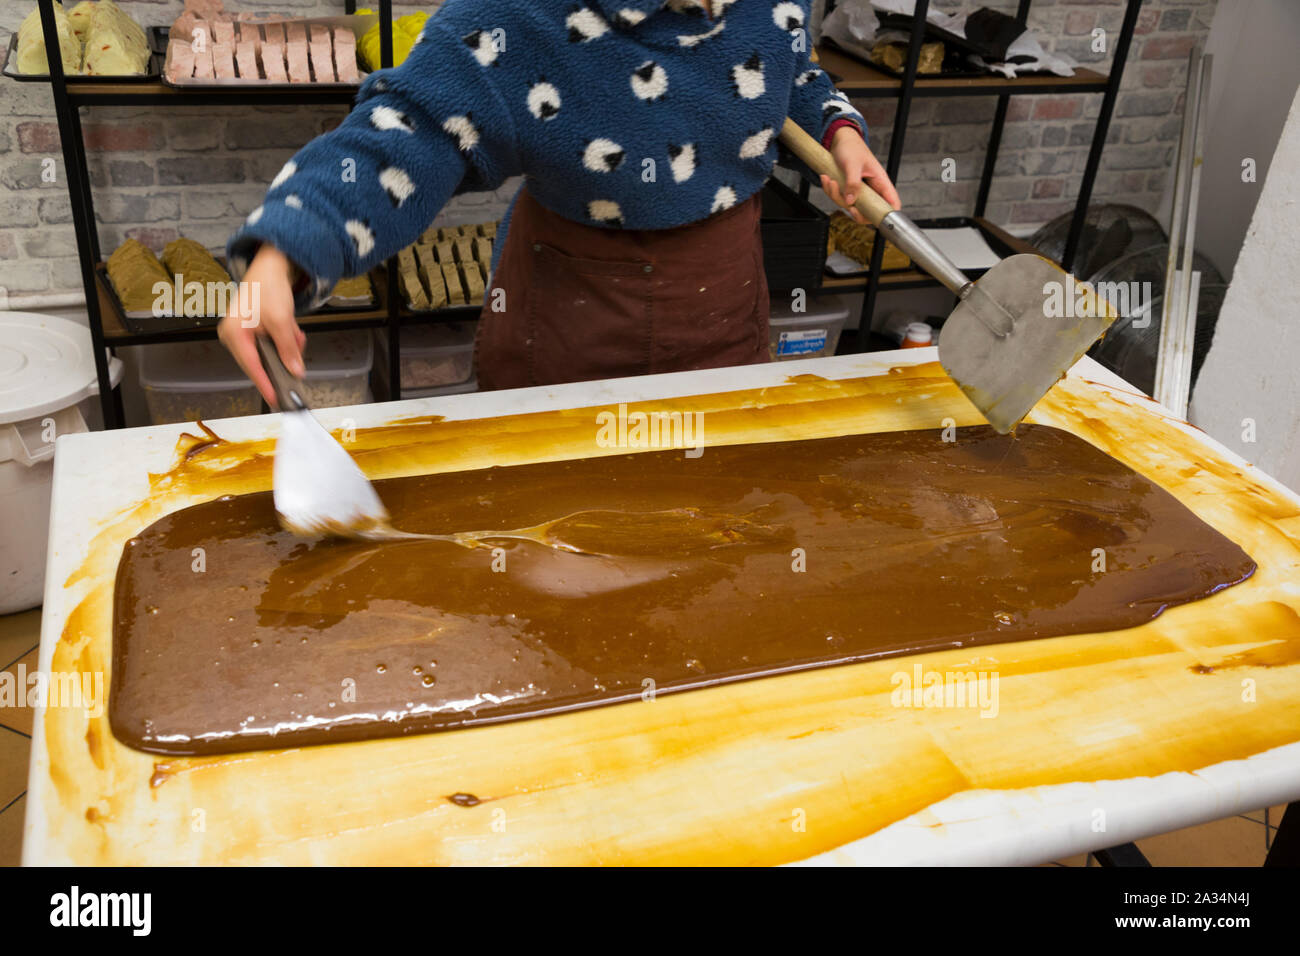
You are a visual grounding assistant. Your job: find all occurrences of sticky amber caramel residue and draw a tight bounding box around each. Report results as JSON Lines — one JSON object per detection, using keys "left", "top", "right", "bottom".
{"left": 33, "top": 363, "right": 1300, "bottom": 865}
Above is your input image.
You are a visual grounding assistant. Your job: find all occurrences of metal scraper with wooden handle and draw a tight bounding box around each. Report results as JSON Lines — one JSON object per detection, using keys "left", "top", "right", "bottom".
{"left": 780, "top": 118, "right": 1117, "bottom": 433}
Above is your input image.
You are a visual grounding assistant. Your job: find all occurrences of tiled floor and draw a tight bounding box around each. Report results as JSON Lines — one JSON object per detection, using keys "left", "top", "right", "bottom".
{"left": 1, "top": 608, "right": 40, "bottom": 868}
{"left": 0, "top": 606, "right": 1288, "bottom": 866}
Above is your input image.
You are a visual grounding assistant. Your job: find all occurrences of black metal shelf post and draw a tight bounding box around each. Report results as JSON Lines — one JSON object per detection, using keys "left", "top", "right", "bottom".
{"left": 821, "top": 0, "right": 1142, "bottom": 349}
{"left": 856, "top": 0, "right": 931, "bottom": 349}
{"left": 1060, "top": 0, "right": 1142, "bottom": 273}
{"left": 973, "top": 0, "right": 1033, "bottom": 218}
{"left": 36, "top": 0, "right": 117, "bottom": 426}
{"left": 379, "top": 0, "right": 401, "bottom": 401}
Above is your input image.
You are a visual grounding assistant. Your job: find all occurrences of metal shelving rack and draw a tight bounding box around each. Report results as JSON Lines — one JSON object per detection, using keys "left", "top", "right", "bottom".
{"left": 26, "top": 0, "right": 479, "bottom": 428}
{"left": 23, "top": 0, "right": 1142, "bottom": 423}
{"left": 813, "top": 0, "right": 1142, "bottom": 349}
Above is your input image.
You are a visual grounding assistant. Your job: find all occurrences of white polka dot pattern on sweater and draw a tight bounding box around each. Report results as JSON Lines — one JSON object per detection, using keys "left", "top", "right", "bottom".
{"left": 269, "top": 161, "right": 296, "bottom": 190}
{"left": 614, "top": 8, "right": 648, "bottom": 28}
{"left": 442, "top": 115, "right": 480, "bottom": 151}
{"left": 668, "top": 142, "right": 696, "bottom": 183}
{"left": 583, "top": 138, "right": 626, "bottom": 173}
{"left": 678, "top": 20, "right": 724, "bottom": 47}
{"left": 588, "top": 199, "right": 623, "bottom": 225}
{"left": 228, "top": 0, "right": 867, "bottom": 306}
{"left": 631, "top": 60, "right": 669, "bottom": 101}
{"left": 379, "top": 167, "right": 416, "bottom": 207}
{"left": 463, "top": 29, "right": 501, "bottom": 67}
{"left": 370, "top": 105, "right": 414, "bottom": 134}
{"left": 345, "top": 220, "right": 375, "bottom": 257}
{"left": 527, "top": 80, "right": 563, "bottom": 119}
{"left": 738, "top": 127, "right": 774, "bottom": 159}
{"left": 567, "top": 7, "right": 610, "bottom": 43}
{"left": 772, "top": 2, "right": 804, "bottom": 32}
{"left": 730, "top": 53, "right": 765, "bottom": 99}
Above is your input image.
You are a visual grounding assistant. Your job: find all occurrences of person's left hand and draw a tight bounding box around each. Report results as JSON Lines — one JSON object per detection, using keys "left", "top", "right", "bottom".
{"left": 821, "top": 126, "right": 902, "bottom": 223}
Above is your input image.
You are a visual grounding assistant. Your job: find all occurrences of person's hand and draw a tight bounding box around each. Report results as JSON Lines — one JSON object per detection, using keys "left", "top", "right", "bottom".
{"left": 218, "top": 245, "right": 306, "bottom": 408}
{"left": 820, "top": 126, "right": 902, "bottom": 224}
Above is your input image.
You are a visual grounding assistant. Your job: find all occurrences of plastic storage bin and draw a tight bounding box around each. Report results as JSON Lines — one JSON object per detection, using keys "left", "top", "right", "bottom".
{"left": 375, "top": 322, "right": 476, "bottom": 389}
{"left": 139, "top": 340, "right": 260, "bottom": 424}
{"left": 1, "top": 312, "right": 123, "bottom": 612}
{"left": 760, "top": 178, "right": 830, "bottom": 292}
{"left": 767, "top": 295, "right": 851, "bottom": 360}
{"left": 405, "top": 377, "right": 480, "bottom": 399}
{"left": 298, "top": 331, "right": 373, "bottom": 408}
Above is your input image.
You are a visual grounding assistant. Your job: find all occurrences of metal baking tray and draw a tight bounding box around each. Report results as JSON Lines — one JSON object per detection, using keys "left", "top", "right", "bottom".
{"left": 829, "top": 11, "right": 1056, "bottom": 80}
{"left": 98, "top": 264, "right": 218, "bottom": 334}
{"left": 399, "top": 267, "right": 491, "bottom": 313}
{"left": 402, "top": 298, "right": 489, "bottom": 314}
{"left": 396, "top": 232, "right": 496, "bottom": 313}
{"left": 824, "top": 216, "right": 1016, "bottom": 279}
{"left": 824, "top": 249, "right": 912, "bottom": 277}
{"left": 3, "top": 32, "right": 161, "bottom": 83}
{"left": 99, "top": 257, "right": 377, "bottom": 335}
{"left": 157, "top": 14, "right": 371, "bottom": 89}
{"left": 822, "top": 35, "right": 990, "bottom": 81}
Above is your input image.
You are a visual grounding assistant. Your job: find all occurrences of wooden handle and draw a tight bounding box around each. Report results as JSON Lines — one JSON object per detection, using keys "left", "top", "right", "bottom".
{"left": 779, "top": 117, "right": 894, "bottom": 227}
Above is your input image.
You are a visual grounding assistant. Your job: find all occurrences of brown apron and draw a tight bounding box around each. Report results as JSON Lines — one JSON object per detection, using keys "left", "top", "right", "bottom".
{"left": 475, "top": 187, "right": 770, "bottom": 390}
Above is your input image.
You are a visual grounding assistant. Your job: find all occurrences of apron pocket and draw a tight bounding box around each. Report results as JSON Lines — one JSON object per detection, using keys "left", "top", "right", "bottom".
{"left": 527, "top": 242, "right": 655, "bottom": 385}
{"left": 645, "top": 226, "right": 768, "bottom": 373}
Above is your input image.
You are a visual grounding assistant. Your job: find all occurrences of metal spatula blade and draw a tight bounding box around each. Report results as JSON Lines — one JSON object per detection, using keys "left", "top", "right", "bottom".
{"left": 272, "top": 403, "right": 392, "bottom": 537}
{"left": 255, "top": 336, "right": 392, "bottom": 538}
{"left": 938, "top": 255, "right": 1117, "bottom": 433}
{"left": 779, "top": 119, "right": 1118, "bottom": 433}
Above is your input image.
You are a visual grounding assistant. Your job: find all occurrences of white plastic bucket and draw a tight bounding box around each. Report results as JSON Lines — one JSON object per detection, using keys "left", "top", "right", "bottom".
{"left": 0, "top": 312, "right": 122, "bottom": 613}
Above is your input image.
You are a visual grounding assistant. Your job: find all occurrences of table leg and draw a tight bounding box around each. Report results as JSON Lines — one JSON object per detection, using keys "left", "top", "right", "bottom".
{"left": 1264, "top": 802, "right": 1300, "bottom": 867}
{"left": 1091, "top": 843, "right": 1152, "bottom": 867}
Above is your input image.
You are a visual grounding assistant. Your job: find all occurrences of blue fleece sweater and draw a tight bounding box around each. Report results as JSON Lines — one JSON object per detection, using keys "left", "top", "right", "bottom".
{"left": 226, "top": 0, "right": 867, "bottom": 310}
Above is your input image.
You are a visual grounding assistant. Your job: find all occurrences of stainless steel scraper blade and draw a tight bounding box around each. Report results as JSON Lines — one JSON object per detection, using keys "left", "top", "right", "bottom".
{"left": 938, "top": 254, "right": 1118, "bottom": 433}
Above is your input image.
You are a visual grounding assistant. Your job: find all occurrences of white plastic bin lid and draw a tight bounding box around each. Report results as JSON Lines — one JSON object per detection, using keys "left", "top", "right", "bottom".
{"left": 301, "top": 330, "right": 373, "bottom": 379}
{"left": 0, "top": 311, "right": 122, "bottom": 425}
{"left": 141, "top": 333, "right": 372, "bottom": 392}
{"left": 381, "top": 322, "right": 477, "bottom": 357}
{"left": 139, "top": 339, "right": 251, "bottom": 392}
{"left": 406, "top": 376, "right": 480, "bottom": 398}
{"left": 769, "top": 293, "right": 853, "bottom": 325}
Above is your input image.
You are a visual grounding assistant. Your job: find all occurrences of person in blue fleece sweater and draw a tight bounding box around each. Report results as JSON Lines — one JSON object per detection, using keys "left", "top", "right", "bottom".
{"left": 220, "top": 0, "right": 900, "bottom": 397}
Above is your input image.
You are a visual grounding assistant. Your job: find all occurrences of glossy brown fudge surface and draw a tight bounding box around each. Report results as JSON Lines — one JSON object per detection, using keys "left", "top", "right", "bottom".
{"left": 111, "top": 425, "right": 1255, "bottom": 755}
